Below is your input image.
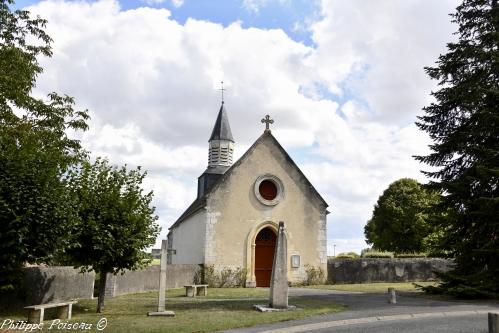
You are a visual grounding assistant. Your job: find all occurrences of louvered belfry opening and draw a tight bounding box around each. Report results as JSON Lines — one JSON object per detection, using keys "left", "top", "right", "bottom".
{"left": 208, "top": 140, "right": 234, "bottom": 167}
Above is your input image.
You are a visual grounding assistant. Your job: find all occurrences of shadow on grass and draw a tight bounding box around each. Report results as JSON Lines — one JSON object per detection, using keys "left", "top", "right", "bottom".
{"left": 71, "top": 295, "right": 343, "bottom": 316}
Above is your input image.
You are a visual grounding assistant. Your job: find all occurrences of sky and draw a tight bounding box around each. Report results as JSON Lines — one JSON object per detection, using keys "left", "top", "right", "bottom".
{"left": 15, "top": 0, "right": 460, "bottom": 255}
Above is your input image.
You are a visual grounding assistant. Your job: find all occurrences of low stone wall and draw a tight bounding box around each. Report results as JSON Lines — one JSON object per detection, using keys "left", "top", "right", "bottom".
{"left": 105, "top": 264, "right": 199, "bottom": 298}
{"left": 328, "top": 258, "right": 453, "bottom": 284}
{"left": 24, "top": 266, "right": 95, "bottom": 305}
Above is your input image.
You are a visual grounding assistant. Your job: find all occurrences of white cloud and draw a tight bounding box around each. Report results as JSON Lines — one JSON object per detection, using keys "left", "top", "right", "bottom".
{"left": 171, "top": 0, "right": 184, "bottom": 7}
{"left": 242, "top": 0, "right": 268, "bottom": 14}
{"left": 141, "top": 0, "right": 166, "bottom": 5}
{"left": 27, "top": 0, "right": 459, "bottom": 251}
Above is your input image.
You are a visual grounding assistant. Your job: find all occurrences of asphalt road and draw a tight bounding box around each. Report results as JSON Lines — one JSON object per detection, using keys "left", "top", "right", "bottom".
{"left": 221, "top": 288, "right": 499, "bottom": 333}
{"left": 301, "top": 314, "right": 488, "bottom": 333}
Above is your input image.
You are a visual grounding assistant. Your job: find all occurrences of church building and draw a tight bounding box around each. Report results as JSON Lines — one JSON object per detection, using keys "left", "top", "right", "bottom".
{"left": 167, "top": 100, "right": 329, "bottom": 287}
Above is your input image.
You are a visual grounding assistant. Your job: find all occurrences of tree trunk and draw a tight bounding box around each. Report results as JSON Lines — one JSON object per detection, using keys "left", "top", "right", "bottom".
{"left": 97, "top": 272, "right": 107, "bottom": 313}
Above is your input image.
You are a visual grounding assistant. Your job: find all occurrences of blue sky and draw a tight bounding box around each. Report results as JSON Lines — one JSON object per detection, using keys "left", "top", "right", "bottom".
{"left": 15, "top": 0, "right": 321, "bottom": 45}
{"left": 16, "top": 0, "right": 460, "bottom": 254}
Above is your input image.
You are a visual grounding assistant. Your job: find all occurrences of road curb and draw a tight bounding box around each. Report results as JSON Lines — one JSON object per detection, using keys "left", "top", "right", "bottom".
{"left": 258, "top": 309, "right": 499, "bottom": 333}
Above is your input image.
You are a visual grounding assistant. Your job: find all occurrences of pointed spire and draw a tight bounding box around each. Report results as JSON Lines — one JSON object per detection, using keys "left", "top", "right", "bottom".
{"left": 209, "top": 103, "right": 234, "bottom": 142}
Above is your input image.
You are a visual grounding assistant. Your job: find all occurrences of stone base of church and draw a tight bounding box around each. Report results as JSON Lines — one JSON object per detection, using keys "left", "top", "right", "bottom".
{"left": 245, "top": 281, "right": 256, "bottom": 288}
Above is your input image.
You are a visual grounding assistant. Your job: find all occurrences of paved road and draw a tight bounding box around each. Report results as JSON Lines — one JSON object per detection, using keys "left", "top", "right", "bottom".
{"left": 221, "top": 288, "right": 499, "bottom": 333}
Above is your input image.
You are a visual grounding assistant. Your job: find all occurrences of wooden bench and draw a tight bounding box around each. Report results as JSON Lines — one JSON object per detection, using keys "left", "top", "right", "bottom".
{"left": 184, "top": 284, "right": 208, "bottom": 297}
{"left": 25, "top": 300, "right": 78, "bottom": 324}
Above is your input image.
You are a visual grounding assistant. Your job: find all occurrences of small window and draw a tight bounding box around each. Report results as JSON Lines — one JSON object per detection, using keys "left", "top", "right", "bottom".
{"left": 259, "top": 180, "right": 277, "bottom": 200}
{"left": 254, "top": 174, "right": 284, "bottom": 206}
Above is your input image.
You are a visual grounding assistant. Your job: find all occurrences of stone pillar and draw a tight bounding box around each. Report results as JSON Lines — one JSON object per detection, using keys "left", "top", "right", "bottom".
{"left": 490, "top": 313, "right": 499, "bottom": 333}
{"left": 147, "top": 239, "right": 174, "bottom": 316}
{"left": 269, "top": 221, "right": 288, "bottom": 309}
{"left": 246, "top": 243, "right": 257, "bottom": 288}
{"left": 388, "top": 288, "right": 397, "bottom": 304}
{"left": 157, "top": 239, "right": 167, "bottom": 312}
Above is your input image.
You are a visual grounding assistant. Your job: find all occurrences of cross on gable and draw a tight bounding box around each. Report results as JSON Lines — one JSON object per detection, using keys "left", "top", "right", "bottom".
{"left": 261, "top": 115, "right": 274, "bottom": 132}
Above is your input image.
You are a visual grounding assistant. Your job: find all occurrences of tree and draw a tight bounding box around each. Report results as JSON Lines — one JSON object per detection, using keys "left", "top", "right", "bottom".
{"left": 67, "top": 159, "right": 160, "bottom": 313}
{"left": 0, "top": 0, "right": 89, "bottom": 291}
{"left": 364, "top": 178, "right": 441, "bottom": 253}
{"left": 415, "top": 0, "right": 499, "bottom": 298}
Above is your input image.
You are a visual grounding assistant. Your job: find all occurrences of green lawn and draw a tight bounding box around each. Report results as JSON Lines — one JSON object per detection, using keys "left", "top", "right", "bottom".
{"left": 1, "top": 288, "right": 345, "bottom": 333}
{"left": 306, "top": 282, "right": 437, "bottom": 293}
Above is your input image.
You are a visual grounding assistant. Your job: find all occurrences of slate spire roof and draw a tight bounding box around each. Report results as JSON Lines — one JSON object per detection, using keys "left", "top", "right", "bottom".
{"left": 209, "top": 102, "right": 234, "bottom": 142}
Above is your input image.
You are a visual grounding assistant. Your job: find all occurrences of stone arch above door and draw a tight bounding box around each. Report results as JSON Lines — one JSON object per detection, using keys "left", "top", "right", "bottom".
{"left": 245, "top": 220, "right": 290, "bottom": 287}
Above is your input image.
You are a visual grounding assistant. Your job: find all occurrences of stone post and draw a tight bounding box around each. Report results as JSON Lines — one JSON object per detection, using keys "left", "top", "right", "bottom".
{"left": 490, "top": 313, "right": 499, "bottom": 333}
{"left": 388, "top": 287, "right": 397, "bottom": 304}
{"left": 157, "top": 239, "right": 167, "bottom": 312}
{"left": 147, "top": 239, "right": 174, "bottom": 316}
{"left": 269, "top": 221, "right": 288, "bottom": 309}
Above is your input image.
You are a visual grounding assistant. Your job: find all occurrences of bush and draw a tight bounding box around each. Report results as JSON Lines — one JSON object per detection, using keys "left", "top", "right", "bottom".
{"left": 303, "top": 265, "right": 325, "bottom": 285}
{"left": 195, "top": 265, "right": 247, "bottom": 287}
{"left": 361, "top": 249, "right": 394, "bottom": 258}
{"left": 335, "top": 252, "right": 359, "bottom": 259}
{"left": 395, "top": 253, "right": 427, "bottom": 258}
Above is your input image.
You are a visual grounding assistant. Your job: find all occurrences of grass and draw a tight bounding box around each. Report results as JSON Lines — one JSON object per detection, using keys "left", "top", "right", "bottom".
{"left": 306, "top": 281, "right": 438, "bottom": 293}
{"left": 0, "top": 288, "right": 345, "bottom": 333}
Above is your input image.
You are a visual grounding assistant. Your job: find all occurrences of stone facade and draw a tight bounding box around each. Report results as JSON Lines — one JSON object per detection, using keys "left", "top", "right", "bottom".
{"left": 169, "top": 130, "right": 328, "bottom": 286}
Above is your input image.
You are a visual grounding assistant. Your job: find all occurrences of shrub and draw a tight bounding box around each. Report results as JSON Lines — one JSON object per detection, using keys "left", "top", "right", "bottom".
{"left": 395, "top": 253, "right": 427, "bottom": 258}
{"left": 303, "top": 265, "right": 325, "bottom": 285}
{"left": 195, "top": 265, "right": 247, "bottom": 287}
{"left": 335, "top": 252, "right": 359, "bottom": 259}
{"left": 361, "top": 249, "right": 394, "bottom": 258}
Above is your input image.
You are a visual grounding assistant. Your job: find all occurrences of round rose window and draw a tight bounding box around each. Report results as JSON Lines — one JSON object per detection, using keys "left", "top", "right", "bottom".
{"left": 254, "top": 175, "right": 284, "bottom": 206}
{"left": 259, "top": 180, "right": 278, "bottom": 200}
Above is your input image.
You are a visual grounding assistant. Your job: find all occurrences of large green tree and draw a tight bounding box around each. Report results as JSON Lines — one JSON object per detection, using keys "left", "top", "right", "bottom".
{"left": 364, "top": 178, "right": 441, "bottom": 254}
{"left": 416, "top": 0, "right": 499, "bottom": 298}
{"left": 0, "top": 0, "right": 89, "bottom": 291}
{"left": 67, "top": 159, "right": 160, "bottom": 313}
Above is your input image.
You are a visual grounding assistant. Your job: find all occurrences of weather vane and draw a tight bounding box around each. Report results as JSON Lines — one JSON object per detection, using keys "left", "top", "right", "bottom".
{"left": 261, "top": 115, "right": 274, "bottom": 132}
{"left": 219, "top": 81, "right": 226, "bottom": 104}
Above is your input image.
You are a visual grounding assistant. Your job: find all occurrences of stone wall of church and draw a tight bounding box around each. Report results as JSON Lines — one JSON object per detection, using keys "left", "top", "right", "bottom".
{"left": 204, "top": 133, "right": 328, "bottom": 285}
{"left": 170, "top": 210, "right": 206, "bottom": 265}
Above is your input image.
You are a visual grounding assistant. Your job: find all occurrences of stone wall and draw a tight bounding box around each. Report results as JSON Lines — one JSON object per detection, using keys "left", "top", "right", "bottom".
{"left": 328, "top": 258, "right": 453, "bottom": 284}
{"left": 24, "top": 266, "right": 95, "bottom": 305}
{"left": 104, "top": 264, "right": 199, "bottom": 298}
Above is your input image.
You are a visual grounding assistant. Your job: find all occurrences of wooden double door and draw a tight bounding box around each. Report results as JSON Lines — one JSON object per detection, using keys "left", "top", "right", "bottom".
{"left": 254, "top": 227, "right": 276, "bottom": 287}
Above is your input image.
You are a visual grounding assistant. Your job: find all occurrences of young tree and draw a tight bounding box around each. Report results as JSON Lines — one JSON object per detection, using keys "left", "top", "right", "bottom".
{"left": 0, "top": 0, "right": 89, "bottom": 291}
{"left": 416, "top": 0, "right": 499, "bottom": 297}
{"left": 67, "top": 159, "right": 160, "bottom": 313}
{"left": 364, "top": 178, "right": 441, "bottom": 254}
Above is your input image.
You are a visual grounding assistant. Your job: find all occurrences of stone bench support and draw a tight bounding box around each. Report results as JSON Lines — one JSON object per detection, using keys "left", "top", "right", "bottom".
{"left": 25, "top": 300, "right": 77, "bottom": 324}
{"left": 184, "top": 284, "right": 208, "bottom": 297}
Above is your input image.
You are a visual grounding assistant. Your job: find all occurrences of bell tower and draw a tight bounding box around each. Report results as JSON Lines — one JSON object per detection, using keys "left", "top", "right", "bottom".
{"left": 197, "top": 86, "right": 235, "bottom": 198}
{"left": 207, "top": 101, "right": 234, "bottom": 167}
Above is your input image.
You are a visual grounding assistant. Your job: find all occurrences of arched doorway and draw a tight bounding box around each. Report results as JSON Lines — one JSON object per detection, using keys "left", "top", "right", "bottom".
{"left": 255, "top": 227, "right": 276, "bottom": 287}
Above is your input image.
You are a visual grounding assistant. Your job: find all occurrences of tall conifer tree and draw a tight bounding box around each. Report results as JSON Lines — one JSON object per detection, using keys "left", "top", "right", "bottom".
{"left": 416, "top": 0, "right": 499, "bottom": 297}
